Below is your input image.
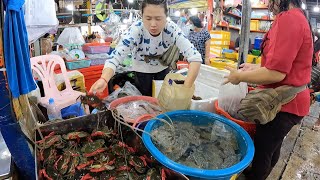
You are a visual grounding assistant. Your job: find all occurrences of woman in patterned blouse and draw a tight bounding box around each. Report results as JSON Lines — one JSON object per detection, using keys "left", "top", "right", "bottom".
{"left": 187, "top": 16, "right": 211, "bottom": 65}
{"left": 89, "top": 0, "right": 202, "bottom": 96}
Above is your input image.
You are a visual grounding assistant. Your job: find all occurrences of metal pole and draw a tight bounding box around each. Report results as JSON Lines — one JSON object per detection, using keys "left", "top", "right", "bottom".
{"left": 0, "top": 2, "right": 36, "bottom": 180}
{"left": 238, "top": 0, "right": 251, "bottom": 68}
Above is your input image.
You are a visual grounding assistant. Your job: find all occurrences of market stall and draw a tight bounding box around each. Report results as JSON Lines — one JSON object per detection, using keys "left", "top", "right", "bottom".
{"left": 8, "top": 0, "right": 320, "bottom": 179}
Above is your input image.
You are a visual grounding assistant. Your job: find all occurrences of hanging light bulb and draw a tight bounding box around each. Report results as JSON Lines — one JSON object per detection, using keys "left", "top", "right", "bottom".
{"left": 174, "top": 11, "right": 181, "bottom": 17}
{"left": 314, "top": 0, "right": 320, "bottom": 12}
{"left": 190, "top": 8, "right": 198, "bottom": 15}
{"left": 301, "top": 2, "right": 306, "bottom": 10}
{"left": 66, "top": 4, "right": 74, "bottom": 11}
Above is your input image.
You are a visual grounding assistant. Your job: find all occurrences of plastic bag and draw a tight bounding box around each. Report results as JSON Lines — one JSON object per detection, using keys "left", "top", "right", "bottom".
{"left": 218, "top": 82, "right": 248, "bottom": 119}
{"left": 104, "top": 81, "right": 141, "bottom": 106}
{"left": 24, "top": 0, "right": 58, "bottom": 27}
{"left": 157, "top": 73, "right": 195, "bottom": 112}
{"left": 57, "top": 28, "right": 85, "bottom": 47}
{"left": 116, "top": 100, "right": 162, "bottom": 120}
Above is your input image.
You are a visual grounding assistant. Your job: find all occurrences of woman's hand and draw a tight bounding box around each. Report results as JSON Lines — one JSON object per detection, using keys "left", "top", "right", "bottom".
{"left": 89, "top": 78, "right": 108, "bottom": 93}
{"left": 205, "top": 57, "right": 210, "bottom": 65}
{"left": 223, "top": 67, "right": 242, "bottom": 85}
{"left": 184, "top": 62, "right": 201, "bottom": 88}
{"left": 239, "top": 63, "right": 260, "bottom": 71}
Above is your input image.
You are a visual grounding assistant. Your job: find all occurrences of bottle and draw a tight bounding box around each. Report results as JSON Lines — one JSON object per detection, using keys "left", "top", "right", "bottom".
{"left": 47, "top": 98, "right": 62, "bottom": 120}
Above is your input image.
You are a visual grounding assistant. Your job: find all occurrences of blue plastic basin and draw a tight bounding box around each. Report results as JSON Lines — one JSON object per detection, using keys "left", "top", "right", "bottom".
{"left": 142, "top": 110, "right": 255, "bottom": 180}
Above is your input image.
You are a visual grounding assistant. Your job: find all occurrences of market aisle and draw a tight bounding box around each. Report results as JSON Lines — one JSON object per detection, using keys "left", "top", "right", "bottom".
{"left": 266, "top": 104, "right": 320, "bottom": 180}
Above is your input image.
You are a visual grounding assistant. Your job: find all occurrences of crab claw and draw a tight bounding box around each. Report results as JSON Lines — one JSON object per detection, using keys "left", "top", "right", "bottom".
{"left": 80, "top": 173, "right": 93, "bottom": 180}
{"left": 41, "top": 169, "right": 53, "bottom": 180}
{"left": 77, "top": 161, "right": 93, "bottom": 170}
{"left": 161, "top": 168, "right": 166, "bottom": 180}
{"left": 139, "top": 156, "right": 148, "bottom": 166}
{"left": 83, "top": 148, "right": 106, "bottom": 157}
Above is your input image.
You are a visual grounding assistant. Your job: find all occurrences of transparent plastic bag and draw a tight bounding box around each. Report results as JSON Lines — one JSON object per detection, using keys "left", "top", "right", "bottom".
{"left": 24, "top": 0, "right": 58, "bottom": 27}
{"left": 218, "top": 82, "right": 248, "bottom": 119}
{"left": 104, "top": 81, "right": 141, "bottom": 106}
{"left": 57, "top": 28, "right": 85, "bottom": 47}
{"left": 116, "top": 100, "right": 162, "bottom": 120}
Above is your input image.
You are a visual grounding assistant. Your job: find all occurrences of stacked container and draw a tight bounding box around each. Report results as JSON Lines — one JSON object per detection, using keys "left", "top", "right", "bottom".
{"left": 209, "top": 31, "right": 231, "bottom": 58}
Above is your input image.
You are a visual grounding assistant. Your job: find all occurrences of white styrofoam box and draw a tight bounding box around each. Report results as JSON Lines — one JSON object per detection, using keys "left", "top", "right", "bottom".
{"left": 196, "top": 64, "right": 229, "bottom": 89}
{"left": 190, "top": 81, "right": 219, "bottom": 112}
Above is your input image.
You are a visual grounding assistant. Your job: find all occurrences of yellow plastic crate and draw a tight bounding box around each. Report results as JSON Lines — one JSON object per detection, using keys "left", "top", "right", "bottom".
{"left": 223, "top": 52, "right": 238, "bottom": 60}
{"left": 210, "top": 58, "right": 237, "bottom": 69}
{"left": 210, "top": 40, "right": 230, "bottom": 46}
{"left": 210, "top": 45, "right": 229, "bottom": 57}
{"left": 210, "top": 30, "right": 231, "bottom": 40}
{"left": 247, "top": 54, "right": 261, "bottom": 64}
{"left": 250, "top": 20, "right": 260, "bottom": 31}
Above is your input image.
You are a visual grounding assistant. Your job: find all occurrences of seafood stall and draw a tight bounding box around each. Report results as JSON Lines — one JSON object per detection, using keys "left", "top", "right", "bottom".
{"left": 35, "top": 110, "right": 188, "bottom": 180}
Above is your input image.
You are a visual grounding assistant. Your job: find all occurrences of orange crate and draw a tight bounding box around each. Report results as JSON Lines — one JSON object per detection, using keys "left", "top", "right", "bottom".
{"left": 214, "top": 101, "right": 256, "bottom": 138}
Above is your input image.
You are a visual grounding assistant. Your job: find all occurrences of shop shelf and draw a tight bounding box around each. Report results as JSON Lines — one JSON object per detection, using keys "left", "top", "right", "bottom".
{"left": 216, "top": 24, "right": 240, "bottom": 31}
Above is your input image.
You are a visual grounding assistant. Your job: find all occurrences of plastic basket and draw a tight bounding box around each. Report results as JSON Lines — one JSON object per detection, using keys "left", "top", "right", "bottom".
{"left": 109, "top": 96, "right": 161, "bottom": 127}
{"left": 210, "top": 40, "right": 231, "bottom": 46}
{"left": 210, "top": 45, "right": 229, "bottom": 57}
{"left": 82, "top": 42, "right": 111, "bottom": 54}
{"left": 246, "top": 55, "right": 261, "bottom": 64}
{"left": 251, "top": 49, "right": 261, "bottom": 56}
{"left": 210, "top": 58, "right": 237, "bottom": 69}
{"left": 223, "top": 52, "right": 238, "bottom": 60}
{"left": 65, "top": 59, "right": 91, "bottom": 70}
{"left": 214, "top": 101, "right": 256, "bottom": 138}
{"left": 210, "top": 30, "right": 231, "bottom": 40}
{"left": 250, "top": 20, "right": 260, "bottom": 31}
{"left": 142, "top": 110, "right": 255, "bottom": 180}
{"left": 90, "top": 59, "right": 106, "bottom": 66}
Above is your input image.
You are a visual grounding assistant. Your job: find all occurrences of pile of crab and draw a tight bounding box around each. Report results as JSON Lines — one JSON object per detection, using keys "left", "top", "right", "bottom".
{"left": 36, "top": 125, "right": 177, "bottom": 180}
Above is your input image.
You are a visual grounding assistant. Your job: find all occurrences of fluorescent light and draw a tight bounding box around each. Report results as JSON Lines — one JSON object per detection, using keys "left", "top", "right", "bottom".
{"left": 190, "top": 8, "right": 198, "bottom": 15}
{"left": 302, "top": 3, "right": 306, "bottom": 10}
{"left": 314, "top": 6, "right": 320, "bottom": 12}
{"left": 128, "top": 0, "right": 134, "bottom": 3}
{"left": 174, "top": 11, "right": 181, "bottom": 17}
{"left": 66, "top": 4, "right": 73, "bottom": 11}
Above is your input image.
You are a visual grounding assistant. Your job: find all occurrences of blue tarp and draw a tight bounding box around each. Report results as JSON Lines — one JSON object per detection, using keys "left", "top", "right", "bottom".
{"left": 3, "top": 0, "right": 36, "bottom": 98}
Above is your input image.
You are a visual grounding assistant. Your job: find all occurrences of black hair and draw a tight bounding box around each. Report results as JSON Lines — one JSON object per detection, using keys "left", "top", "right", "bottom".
{"left": 189, "top": 16, "right": 203, "bottom": 28}
{"left": 141, "top": 0, "right": 168, "bottom": 16}
{"left": 261, "top": 0, "right": 315, "bottom": 65}
{"left": 44, "top": 33, "right": 50, "bottom": 38}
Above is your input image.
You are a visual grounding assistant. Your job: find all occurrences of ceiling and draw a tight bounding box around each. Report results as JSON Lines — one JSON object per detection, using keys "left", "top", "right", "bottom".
{"left": 306, "top": 0, "right": 320, "bottom": 22}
